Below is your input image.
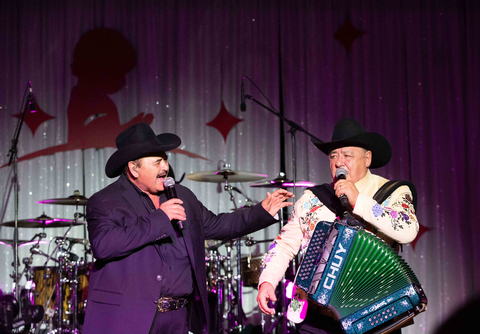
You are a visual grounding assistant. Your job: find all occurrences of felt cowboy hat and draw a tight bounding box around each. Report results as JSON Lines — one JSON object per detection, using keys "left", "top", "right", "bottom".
{"left": 105, "top": 122, "right": 181, "bottom": 178}
{"left": 311, "top": 118, "right": 391, "bottom": 168}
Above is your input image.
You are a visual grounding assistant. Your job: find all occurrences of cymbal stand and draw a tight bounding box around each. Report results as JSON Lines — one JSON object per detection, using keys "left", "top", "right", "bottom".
{"left": 224, "top": 241, "right": 234, "bottom": 329}
{"left": 216, "top": 256, "right": 226, "bottom": 334}
{"left": 19, "top": 240, "right": 45, "bottom": 309}
{"left": 223, "top": 176, "right": 245, "bottom": 332}
{"left": 207, "top": 248, "right": 226, "bottom": 334}
{"left": 19, "top": 255, "right": 35, "bottom": 310}
{"left": 40, "top": 216, "right": 79, "bottom": 333}
{"left": 224, "top": 179, "right": 238, "bottom": 211}
{"left": 263, "top": 207, "right": 297, "bottom": 334}
{"left": 56, "top": 244, "right": 67, "bottom": 331}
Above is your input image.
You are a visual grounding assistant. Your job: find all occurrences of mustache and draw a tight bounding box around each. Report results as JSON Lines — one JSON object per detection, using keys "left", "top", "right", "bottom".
{"left": 157, "top": 172, "right": 167, "bottom": 178}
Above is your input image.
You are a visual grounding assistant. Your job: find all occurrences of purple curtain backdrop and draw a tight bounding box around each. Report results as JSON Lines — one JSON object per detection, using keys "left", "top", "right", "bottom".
{"left": 0, "top": 1, "right": 479, "bottom": 333}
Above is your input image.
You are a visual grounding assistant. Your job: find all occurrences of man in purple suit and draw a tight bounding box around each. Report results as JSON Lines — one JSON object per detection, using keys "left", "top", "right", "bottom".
{"left": 82, "top": 123, "right": 293, "bottom": 333}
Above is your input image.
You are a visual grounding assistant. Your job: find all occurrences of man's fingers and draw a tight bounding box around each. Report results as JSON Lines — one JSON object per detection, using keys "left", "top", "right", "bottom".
{"left": 159, "top": 200, "right": 186, "bottom": 221}
{"left": 165, "top": 198, "right": 183, "bottom": 205}
{"left": 257, "top": 282, "right": 277, "bottom": 315}
{"left": 258, "top": 294, "right": 274, "bottom": 315}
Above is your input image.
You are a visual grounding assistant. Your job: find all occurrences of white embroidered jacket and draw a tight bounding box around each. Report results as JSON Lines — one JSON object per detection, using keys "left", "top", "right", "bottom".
{"left": 258, "top": 170, "right": 419, "bottom": 289}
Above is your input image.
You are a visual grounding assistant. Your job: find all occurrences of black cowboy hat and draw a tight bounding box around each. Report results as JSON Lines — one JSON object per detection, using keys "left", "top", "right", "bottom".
{"left": 105, "top": 122, "right": 181, "bottom": 178}
{"left": 311, "top": 118, "right": 391, "bottom": 168}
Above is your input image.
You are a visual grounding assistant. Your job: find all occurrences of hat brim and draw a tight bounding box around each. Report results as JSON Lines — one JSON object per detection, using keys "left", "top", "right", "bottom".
{"left": 311, "top": 132, "right": 391, "bottom": 169}
{"left": 106, "top": 133, "right": 181, "bottom": 178}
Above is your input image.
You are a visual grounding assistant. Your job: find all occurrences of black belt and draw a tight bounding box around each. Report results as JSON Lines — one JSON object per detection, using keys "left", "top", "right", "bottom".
{"left": 157, "top": 297, "right": 188, "bottom": 313}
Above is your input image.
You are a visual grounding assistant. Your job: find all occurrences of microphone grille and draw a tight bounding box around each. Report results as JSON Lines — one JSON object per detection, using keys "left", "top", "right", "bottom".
{"left": 335, "top": 168, "right": 348, "bottom": 179}
{"left": 164, "top": 177, "right": 175, "bottom": 187}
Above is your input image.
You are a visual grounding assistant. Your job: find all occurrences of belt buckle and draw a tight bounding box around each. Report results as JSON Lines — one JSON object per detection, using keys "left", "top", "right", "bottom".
{"left": 157, "top": 297, "right": 187, "bottom": 313}
{"left": 157, "top": 297, "right": 173, "bottom": 313}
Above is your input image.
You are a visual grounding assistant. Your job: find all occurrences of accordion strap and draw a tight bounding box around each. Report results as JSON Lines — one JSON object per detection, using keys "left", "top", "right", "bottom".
{"left": 372, "top": 180, "right": 418, "bottom": 212}
{"left": 307, "top": 184, "right": 344, "bottom": 218}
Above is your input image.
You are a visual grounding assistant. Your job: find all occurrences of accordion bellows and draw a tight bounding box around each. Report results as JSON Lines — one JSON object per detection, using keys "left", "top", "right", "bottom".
{"left": 295, "top": 219, "right": 427, "bottom": 334}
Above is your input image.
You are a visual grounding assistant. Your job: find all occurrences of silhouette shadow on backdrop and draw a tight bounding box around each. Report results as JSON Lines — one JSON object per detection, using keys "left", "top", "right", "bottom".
{"left": 5, "top": 27, "right": 206, "bottom": 168}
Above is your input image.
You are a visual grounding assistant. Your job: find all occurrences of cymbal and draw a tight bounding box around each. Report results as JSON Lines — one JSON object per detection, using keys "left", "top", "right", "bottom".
{"left": 1, "top": 214, "right": 86, "bottom": 228}
{"left": 38, "top": 190, "right": 88, "bottom": 206}
{"left": 186, "top": 168, "right": 267, "bottom": 183}
{"left": 0, "top": 239, "right": 49, "bottom": 246}
{"left": 0, "top": 239, "right": 30, "bottom": 245}
{"left": 249, "top": 176, "right": 315, "bottom": 188}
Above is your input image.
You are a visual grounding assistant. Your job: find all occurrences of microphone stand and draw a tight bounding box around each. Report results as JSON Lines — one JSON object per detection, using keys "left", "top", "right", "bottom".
{"left": 243, "top": 91, "right": 324, "bottom": 334}
{"left": 7, "top": 82, "right": 32, "bottom": 311}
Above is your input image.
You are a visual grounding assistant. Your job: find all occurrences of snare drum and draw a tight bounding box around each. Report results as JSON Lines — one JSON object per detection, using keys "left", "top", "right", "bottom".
{"left": 241, "top": 255, "right": 264, "bottom": 288}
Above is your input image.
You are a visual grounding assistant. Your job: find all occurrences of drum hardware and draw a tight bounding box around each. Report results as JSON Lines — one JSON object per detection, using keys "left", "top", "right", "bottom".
{"left": 0, "top": 293, "right": 45, "bottom": 333}
{"left": 188, "top": 164, "right": 268, "bottom": 332}
{"left": 244, "top": 238, "right": 272, "bottom": 247}
{"left": 24, "top": 211, "right": 88, "bottom": 333}
{"left": 205, "top": 249, "right": 228, "bottom": 334}
{"left": 37, "top": 196, "right": 90, "bottom": 268}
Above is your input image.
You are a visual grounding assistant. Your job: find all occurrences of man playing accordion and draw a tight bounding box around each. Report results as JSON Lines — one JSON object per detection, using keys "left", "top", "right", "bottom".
{"left": 257, "top": 118, "right": 420, "bottom": 334}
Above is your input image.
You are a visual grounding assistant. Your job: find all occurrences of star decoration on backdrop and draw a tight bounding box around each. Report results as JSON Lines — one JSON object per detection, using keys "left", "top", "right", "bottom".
{"left": 411, "top": 222, "right": 432, "bottom": 250}
{"left": 12, "top": 98, "right": 55, "bottom": 136}
{"left": 206, "top": 101, "right": 243, "bottom": 142}
{"left": 334, "top": 17, "right": 366, "bottom": 52}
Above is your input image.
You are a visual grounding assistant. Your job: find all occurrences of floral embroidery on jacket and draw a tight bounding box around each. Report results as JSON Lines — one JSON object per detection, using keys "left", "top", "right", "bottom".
{"left": 374, "top": 194, "right": 418, "bottom": 231}
{"left": 263, "top": 205, "right": 297, "bottom": 270}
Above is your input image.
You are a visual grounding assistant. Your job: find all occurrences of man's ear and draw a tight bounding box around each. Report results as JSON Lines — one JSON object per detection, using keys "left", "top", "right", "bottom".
{"left": 365, "top": 150, "right": 372, "bottom": 168}
{"left": 128, "top": 161, "right": 138, "bottom": 178}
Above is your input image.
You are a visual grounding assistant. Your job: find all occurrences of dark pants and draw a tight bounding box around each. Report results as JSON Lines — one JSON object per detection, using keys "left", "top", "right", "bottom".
{"left": 149, "top": 307, "right": 188, "bottom": 334}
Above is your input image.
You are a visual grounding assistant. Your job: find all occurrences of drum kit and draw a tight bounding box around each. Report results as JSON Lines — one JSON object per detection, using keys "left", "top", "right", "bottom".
{"left": 1, "top": 191, "right": 91, "bottom": 333}
{"left": 0, "top": 165, "right": 313, "bottom": 334}
{"left": 187, "top": 164, "right": 314, "bottom": 334}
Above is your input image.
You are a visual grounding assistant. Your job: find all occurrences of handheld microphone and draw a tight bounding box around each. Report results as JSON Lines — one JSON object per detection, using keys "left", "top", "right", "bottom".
{"left": 163, "top": 177, "right": 184, "bottom": 230}
{"left": 335, "top": 168, "right": 350, "bottom": 207}
{"left": 240, "top": 78, "right": 246, "bottom": 112}
{"left": 28, "top": 81, "right": 36, "bottom": 112}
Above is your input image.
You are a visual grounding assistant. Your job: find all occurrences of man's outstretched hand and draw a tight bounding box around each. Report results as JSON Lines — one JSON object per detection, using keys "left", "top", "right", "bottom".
{"left": 261, "top": 189, "right": 294, "bottom": 217}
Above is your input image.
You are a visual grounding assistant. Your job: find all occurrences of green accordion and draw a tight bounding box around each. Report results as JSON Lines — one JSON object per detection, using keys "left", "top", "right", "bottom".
{"left": 294, "top": 218, "right": 427, "bottom": 334}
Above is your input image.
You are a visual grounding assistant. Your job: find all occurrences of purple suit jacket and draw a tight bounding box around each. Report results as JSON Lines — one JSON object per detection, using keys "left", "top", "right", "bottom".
{"left": 82, "top": 174, "right": 276, "bottom": 333}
